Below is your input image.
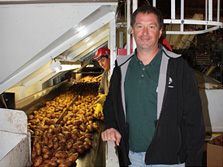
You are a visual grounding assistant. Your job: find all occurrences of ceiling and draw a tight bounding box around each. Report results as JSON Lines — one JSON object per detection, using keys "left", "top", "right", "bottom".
{"left": 0, "top": 1, "right": 118, "bottom": 94}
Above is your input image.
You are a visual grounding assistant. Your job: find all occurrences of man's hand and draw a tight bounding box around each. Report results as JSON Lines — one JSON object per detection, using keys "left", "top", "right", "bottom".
{"left": 101, "top": 128, "right": 122, "bottom": 146}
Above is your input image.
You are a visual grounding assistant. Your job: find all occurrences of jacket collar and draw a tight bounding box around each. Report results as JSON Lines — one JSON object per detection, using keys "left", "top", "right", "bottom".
{"left": 117, "top": 46, "right": 181, "bottom": 67}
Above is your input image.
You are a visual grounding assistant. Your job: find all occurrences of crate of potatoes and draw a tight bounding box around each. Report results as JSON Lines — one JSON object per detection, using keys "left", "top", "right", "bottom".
{"left": 207, "top": 134, "right": 223, "bottom": 167}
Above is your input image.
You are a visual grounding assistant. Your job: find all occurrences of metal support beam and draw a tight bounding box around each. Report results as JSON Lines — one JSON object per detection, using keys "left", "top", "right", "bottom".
{"left": 171, "top": 0, "right": 175, "bottom": 20}
{"left": 217, "top": 0, "right": 220, "bottom": 22}
{"left": 110, "top": 17, "right": 116, "bottom": 74}
{"left": 132, "top": 0, "right": 137, "bottom": 52}
{"left": 209, "top": 0, "right": 213, "bottom": 21}
{"left": 180, "top": 0, "right": 184, "bottom": 33}
{"left": 106, "top": 141, "right": 119, "bottom": 167}
{"left": 127, "top": 0, "right": 131, "bottom": 55}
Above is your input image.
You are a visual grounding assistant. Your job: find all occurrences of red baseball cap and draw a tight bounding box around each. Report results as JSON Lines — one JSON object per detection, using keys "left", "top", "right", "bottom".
{"left": 93, "top": 47, "right": 110, "bottom": 61}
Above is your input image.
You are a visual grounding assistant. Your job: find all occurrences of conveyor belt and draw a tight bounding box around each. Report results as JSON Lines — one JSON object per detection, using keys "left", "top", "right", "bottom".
{"left": 75, "top": 122, "right": 105, "bottom": 167}
{"left": 54, "top": 88, "right": 84, "bottom": 125}
{"left": 21, "top": 81, "right": 105, "bottom": 167}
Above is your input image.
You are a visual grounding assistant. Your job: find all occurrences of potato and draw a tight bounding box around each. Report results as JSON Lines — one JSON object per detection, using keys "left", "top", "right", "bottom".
{"left": 84, "top": 138, "right": 92, "bottom": 146}
{"left": 42, "top": 130, "right": 48, "bottom": 137}
{"left": 56, "top": 146, "right": 63, "bottom": 152}
{"left": 39, "top": 163, "right": 51, "bottom": 167}
{"left": 92, "top": 122, "right": 99, "bottom": 130}
{"left": 35, "top": 130, "right": 43, "bottom": 136}
{"left": 66, "top": 142, "right": 73, "bottom": 149}
{"left": 78, "top": 136, "right": 85, "bottom": 141}
{"left": 58, "top": 160, "right": 72, "bottom": 167}
{"left": 79, "top": 124, "right": 86, "bottom": 132}
{"left": 28, "top": 129, "right": 34, "bottom": 135}
{"left": 53, "top": 126, "right": 61, "bottom": 134}
{"left": 51, "top": 156, "right": 57, "bottom": 162}
{"left": 31, "top": 150, "right": 37, "bottom": 159}
{"left": 71, "top": 129, "right": 79, "bottom": 135}
{"left": 86, "top": 125, "right": 93, "bottom": 132}
{"left": 76, "top": 139, "right": 83, "bottom": 146}
{"left": 43, "top": 160, "right": 57, "bottom": 167}
{"left": 47, "top": 140, "right": 54, "bottom": 149}
{"left": 33, "top": 156, "right": 43, "bottom": 167}
{"left": 47, "top": 132, "right": 53, "bottom": 139}
{"left": 53, "top": 142, "right": 59, "bottom": 150}
{"left": 214, "top": 137, "right": 221, "bottom": 145}
{"left": 84, "top": 132, "right": 92, "bottom": 139}
{"left": 35, "top": 143, "right": 42, "bottom": 156}
{"left": 57, "top": 133, "right": 66, "bottom": 143}
{"left": 71, "top": 133, "right": 78, "bottom": 140}
{"left": 29, "top": 115, "right": 34, "bottom": 120}
{"left": 69, "top": 148, "right": 76, "bottom": 153}
{"left": 66, "top": 152, "right": 79, "bottom": 163}
{"left": 85, "top": 112, "right": 93, "bottom": 117}
{"left": 71, "top": 120, "right": 82, "bottom": 126}
{"left": 51, "top": 137, "right": 57, "bottom": 143}
{"left": 72, "top": 143, "right": 79, "bottom": 150}
{"left": 56, "top": 158, "right": 66, "bottom": 164}
{"left": 77, "top": 145, "right": 85, "bottom": 154}
{"left": 42, "top": 153, "right": 51, "bottom": 159}
{"left": 67, "top": 139, "right": 74, "bottom": 143}
{"left": 43, "top": 137, "right": 49, "bottom": 145}
{"left": 83, "top": 142, "right": 90, "bottom": 150}
{"left": 62, "top": 131, "right": 70, "bottom": 138}
{"left": 42, "top": 146, "right": 51, "bottom": 154}
{"left": 55, "top": 151, "right": 68, "bottom": 159}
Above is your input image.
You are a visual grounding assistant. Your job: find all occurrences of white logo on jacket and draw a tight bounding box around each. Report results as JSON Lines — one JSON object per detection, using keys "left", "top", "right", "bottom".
{"left": 168, "top": 77, "right": 174, "bottom": 88}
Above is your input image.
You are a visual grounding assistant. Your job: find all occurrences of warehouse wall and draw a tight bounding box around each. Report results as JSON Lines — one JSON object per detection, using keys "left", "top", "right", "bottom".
{"left": 200, "top": 89, "right": 223, "bottom": 133}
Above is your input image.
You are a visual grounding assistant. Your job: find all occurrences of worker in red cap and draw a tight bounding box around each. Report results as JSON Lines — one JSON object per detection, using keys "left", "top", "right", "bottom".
{"left": 93, "top": 47, "right": 111, "bottom": 118}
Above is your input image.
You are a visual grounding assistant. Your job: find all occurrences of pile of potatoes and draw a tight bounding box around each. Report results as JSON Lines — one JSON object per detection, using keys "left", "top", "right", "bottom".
{"left": 77, "top": 75, "right": 101, "bottom": 83}
{"left": 28, "top": 83, "right": 101, "bottom": 167}
{"left": 210, "top": 134, "right": 223, "bottom": 146}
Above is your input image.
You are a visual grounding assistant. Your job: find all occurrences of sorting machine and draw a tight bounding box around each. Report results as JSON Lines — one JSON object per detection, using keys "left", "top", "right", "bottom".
{"left": 0, "top": 0, "right": 118, "bottom": 166}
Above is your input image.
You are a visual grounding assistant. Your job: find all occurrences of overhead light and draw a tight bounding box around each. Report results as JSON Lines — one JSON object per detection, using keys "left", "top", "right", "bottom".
{"left": 50, "top": 60, "right": 81, "bottom": 73}
{"left": 86, "top": 64, "right": 94, "bottom": 68}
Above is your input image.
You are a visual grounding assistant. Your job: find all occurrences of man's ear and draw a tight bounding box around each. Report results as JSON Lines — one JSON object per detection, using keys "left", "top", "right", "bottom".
{"left": 159, "top": 29, "right": 163, "bottom": 38}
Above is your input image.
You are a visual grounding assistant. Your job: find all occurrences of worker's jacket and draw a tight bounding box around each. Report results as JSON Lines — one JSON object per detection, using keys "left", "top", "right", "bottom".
{"left": 98, "top": 70, "right": 110, "bottom": 94}
{"left": 103, "top": 47, "right": 205, "bottom": 166}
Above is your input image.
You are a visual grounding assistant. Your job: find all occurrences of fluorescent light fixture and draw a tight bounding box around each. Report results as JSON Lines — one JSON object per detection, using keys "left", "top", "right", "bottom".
{"left": 56, "top": 64, "right": 81, "bottom": 73}
{"left": 86, "top": 64, "right": 94, "bottom": 68}
{"left": 50, "top": 60, "right": 81, "bottom": 73}
{"left": 49, "top": 61, "right": 61, "bottom": 72}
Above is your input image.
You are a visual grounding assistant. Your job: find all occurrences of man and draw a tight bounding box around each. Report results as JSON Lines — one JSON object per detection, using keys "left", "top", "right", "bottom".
{"left": 101, "top": 5, "right": 205, "bottom": 167}
{"left": 93, "top": 47, "right": 111, "bottom": 117}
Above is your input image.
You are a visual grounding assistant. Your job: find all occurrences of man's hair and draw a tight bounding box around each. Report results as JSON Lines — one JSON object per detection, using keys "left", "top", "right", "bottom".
{"left": 131, "top": 5, "right": 163, "bottom": 30}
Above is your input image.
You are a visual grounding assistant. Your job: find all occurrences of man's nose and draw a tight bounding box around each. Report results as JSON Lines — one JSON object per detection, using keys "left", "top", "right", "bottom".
{"left": 99, "top": 62, "right": 103, "bottom": 66}
{"left": 142, "top": 27, "right": 149, "bottom": 35}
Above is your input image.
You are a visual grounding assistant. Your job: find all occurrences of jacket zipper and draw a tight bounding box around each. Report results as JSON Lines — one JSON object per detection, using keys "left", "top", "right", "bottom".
{"left": 178, "top": 126, "right": 182, "bottom": 163}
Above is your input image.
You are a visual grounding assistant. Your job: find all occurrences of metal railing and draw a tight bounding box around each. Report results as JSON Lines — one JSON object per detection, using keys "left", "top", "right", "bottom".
{"left": 125, "top": 0, "right": 223, "bottom": 55}
{"left": 156, "top": 0, "right": 223, "bottom": 34}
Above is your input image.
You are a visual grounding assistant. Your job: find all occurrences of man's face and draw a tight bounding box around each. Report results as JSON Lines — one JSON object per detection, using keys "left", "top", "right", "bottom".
{"left": 132, "top": 13, "right": 162, "bottom": 51}
{"left": 98, "top": 57, "right": 110, "bottom": 70}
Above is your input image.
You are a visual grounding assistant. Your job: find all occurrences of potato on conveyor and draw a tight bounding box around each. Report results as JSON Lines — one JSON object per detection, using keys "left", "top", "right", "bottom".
{"left": 33, "top": 156, "right": 43, "bottom": 167}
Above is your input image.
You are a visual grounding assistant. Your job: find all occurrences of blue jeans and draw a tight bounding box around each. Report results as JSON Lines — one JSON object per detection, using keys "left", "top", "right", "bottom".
{"left": 128, "top": 150, "right": 185, "bottom": 167}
